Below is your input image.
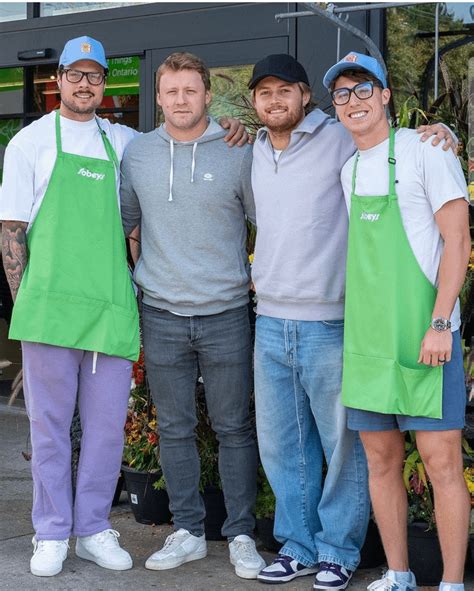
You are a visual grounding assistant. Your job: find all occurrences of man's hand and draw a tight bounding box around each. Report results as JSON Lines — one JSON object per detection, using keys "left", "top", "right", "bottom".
{"left": 418, "top": 327, "right": 453, "bottom": 367}
{"left": 416, "top": 123, "right": 458, "bottom": 154}
{"left": 219, "top": 117, "right": 250, "bottom": 147}
{"left": 1, "top": 220, "right": 28, "bottom": 302}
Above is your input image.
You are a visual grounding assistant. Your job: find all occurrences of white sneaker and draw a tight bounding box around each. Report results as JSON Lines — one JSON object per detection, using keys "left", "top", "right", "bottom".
{"left": 229, "top": 534, "right": 266, "bottom": 579}
{"left": 145, "top": 528, "right": 207, "bottom": 570}
{"left": 30, "top": 537, "right": 69, "bottom": 577}
{"left": 368, "top": 570, "right": 418, "bottom": 591}
{"left": 75, "top": 529, "right": 133, "bottom": 571}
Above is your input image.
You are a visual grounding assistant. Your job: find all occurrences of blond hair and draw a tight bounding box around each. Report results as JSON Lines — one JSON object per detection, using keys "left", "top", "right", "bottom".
{"left": 156, "top": 52, "right": 211, "bottom": 93}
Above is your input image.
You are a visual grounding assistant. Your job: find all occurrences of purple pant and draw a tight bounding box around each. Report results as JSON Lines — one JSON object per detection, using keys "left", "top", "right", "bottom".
{"left": 22, "top": 342, "right": 132, "bottom": 540}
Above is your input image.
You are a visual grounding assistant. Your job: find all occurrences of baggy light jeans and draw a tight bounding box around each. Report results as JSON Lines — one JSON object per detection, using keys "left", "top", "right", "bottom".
{"left": 22, "top": 341, "right": 132, "bottom": 540}
{"left": 142, "top": 303, "right": 258, "bottom": 538}
{"left": 254, "top": 316, "right": 370, "bottom": 571}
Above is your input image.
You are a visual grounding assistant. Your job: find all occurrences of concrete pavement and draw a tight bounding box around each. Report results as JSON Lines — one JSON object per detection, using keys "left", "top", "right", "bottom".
{"left": 1, "top": 401, "right": 472, "bottom": 591}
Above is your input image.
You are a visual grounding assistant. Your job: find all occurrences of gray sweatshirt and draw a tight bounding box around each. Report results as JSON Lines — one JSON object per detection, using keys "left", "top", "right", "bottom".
{"left": 120, "top": 118, "right": 255, "bottom": 315}
{"left": 251, "top": 109, "right": 356, "bottom": 321}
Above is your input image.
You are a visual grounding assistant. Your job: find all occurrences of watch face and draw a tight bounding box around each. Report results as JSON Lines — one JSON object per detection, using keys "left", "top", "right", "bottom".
{"left": 432, "top": 318, "right": 450, "bottom": 332}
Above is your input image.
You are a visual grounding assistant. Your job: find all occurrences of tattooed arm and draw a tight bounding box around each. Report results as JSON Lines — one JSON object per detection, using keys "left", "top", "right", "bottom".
{"left": 2, "top": 221, "right": 28, "bottom": 301}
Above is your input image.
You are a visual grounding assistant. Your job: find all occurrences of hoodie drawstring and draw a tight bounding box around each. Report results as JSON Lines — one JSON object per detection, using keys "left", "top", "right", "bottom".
{"left": 168, "top": 139, "right": 174, "bottom": 201}
{"left": 190, "top": 142, "right": 197, "bottom": 183}
{"left": 168, "top": 140, "right": 198, "bottom": 200}
{"left": 92, "top": 351, "right": 98, "bottom": 375}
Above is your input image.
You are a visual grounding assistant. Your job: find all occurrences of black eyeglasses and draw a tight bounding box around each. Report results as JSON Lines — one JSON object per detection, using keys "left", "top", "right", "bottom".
{"left": 62, "top": 68, "right": 106, "bottom": 86}
{"left": 330, "top": 81, "right": 381, "bottom": 106}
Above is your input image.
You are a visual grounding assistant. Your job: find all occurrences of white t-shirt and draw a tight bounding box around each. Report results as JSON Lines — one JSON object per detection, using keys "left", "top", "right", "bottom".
{"left": 0, "top": 111, "right": 138, "bottom": 228}
{"left": 341, "top": 127, "right": 468, "bottom": 331}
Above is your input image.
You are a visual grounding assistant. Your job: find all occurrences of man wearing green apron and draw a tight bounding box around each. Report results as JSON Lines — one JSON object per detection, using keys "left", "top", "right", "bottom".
{"left": 1, "top": 36, "right": 140, "bottom": 577}
{"left": 324, "top": 53, "right": 471, "bottom": 591}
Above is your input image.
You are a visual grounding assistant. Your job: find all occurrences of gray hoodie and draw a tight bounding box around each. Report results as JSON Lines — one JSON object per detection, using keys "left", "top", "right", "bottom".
{"left": 251, "top": 109, "right": 356, "bottom": 321}
{"left": 120, "top": 118, "right": 254, "bottom": 316}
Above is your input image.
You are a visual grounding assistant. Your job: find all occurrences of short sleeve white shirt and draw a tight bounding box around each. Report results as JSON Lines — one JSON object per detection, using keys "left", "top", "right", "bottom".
{"left": 341, "top": 127, "right": 468, "bottom": 331}
{"left": 0, "top": 111, "right": 138, "bottom": 229}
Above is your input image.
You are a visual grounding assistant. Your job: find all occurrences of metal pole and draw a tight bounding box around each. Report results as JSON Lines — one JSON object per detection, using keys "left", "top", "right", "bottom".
{"left": 275, "top": 3, "right": 418, "bottom": 22}
{"left": 337, "top": 26, "right": 341, "bottom": 61}
{"left": 434, "top": 2, "right": 439, "bottom": 100}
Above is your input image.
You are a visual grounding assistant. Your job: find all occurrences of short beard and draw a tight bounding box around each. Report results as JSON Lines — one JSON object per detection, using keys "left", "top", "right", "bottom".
{"left": 258, "top": 107, "right": 305, "bottom": 134}
{"left": 61, "top": 96, "right": 98, "bottom": 116}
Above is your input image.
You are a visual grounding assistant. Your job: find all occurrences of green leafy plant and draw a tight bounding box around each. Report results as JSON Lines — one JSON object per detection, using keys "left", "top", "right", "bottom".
{"left": 255, "top": 466, "right": 275, "bottom": 520}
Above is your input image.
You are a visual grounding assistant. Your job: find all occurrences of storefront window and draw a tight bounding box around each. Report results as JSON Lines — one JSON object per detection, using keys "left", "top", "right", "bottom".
{"left": 0, "top": 3, "right": 26, "bottom": 22}
{"left": 31, "top": 57, "right": 140, "bottom": 129}
{"left": 40, "top": 2, "right": 147, "bottom": 17}
{"left": 0, "top": 67, "right": 23, "bottom": 115}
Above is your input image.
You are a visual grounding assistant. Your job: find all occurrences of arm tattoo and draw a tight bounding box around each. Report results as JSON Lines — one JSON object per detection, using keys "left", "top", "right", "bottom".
{"left": 2, "top": 221, "right": 28, "bottom": 302}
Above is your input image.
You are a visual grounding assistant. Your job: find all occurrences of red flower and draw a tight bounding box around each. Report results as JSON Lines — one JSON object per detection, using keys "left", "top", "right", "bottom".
{"left": 147, "top": 432, "right": 158, "bottom": 445}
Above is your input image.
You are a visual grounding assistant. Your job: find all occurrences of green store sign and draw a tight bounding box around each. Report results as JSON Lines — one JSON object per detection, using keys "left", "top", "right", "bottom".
{"left": 105, "top": 56, "right": 139, "bottom": 96}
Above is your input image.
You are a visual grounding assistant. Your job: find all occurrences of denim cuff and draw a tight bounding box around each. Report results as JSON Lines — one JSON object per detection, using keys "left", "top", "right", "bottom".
{"left": 318, "top": 553, "right": 359, "bottom": 572}
{"left": 280, "top": 545, "right": 317, "bottom": 569}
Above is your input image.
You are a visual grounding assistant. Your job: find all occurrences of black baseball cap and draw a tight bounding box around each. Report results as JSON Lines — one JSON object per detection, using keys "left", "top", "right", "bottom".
{"left": 248, "top": 54, "right": 310, "bottom": 90}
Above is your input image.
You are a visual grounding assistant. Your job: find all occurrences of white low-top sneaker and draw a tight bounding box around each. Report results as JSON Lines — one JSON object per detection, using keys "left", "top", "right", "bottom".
{"left": 75, "top": 528, "right": 133, "bottom": 571}
{"left": 229, "top": 534, "right": 266, "bottom": 579}
{"left": 145, "top": 528, "right": 207, "bottom": 570}
{"left": 30, "top": 537, "right": 69, "bottom": 577}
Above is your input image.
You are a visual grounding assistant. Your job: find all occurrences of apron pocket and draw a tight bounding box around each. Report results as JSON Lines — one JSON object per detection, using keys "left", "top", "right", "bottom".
{"left": 342, "top": 352, "right": 443, "bottom": 419}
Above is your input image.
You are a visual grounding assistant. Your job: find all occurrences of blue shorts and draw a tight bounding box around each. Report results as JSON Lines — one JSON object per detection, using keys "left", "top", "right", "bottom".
{"left": 347, "top": 330, "right": 466, "bottom": 432}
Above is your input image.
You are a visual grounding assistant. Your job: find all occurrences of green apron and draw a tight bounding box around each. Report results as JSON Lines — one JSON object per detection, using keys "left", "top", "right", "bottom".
{"left": 9, "top": 111, "right": 139, "bottom": 362}
{"left": 342, "top": 128, "right": 442, "bottom": 418}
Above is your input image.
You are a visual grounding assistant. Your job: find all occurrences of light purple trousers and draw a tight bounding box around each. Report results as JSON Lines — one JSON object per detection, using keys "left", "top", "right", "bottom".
{"left": 22, "top": 342, "right": 132, "bottom": 540}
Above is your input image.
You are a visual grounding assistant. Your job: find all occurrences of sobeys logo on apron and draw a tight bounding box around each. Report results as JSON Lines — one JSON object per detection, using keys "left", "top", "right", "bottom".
{"left": 359, "top": 212, "right": 380, "bottom": 222}
{"left": 77, "top": 167, "right": 105, "bottom": 181}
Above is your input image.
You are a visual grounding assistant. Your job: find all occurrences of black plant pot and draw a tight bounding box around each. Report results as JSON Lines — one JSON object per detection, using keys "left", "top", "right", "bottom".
{"left": 407, "top": 522, "right": 443, "bottom": 586}
{"left": 122, "top": 465, "right": 172, "bottom": 525}
{"left": 256, "top": 517, "right": 282, "bottom": 553}
{"left": 359, "top": 519, "right": 386, "bottom": 569}
{"left": 202, "top": 485, "right": 227, "bottom": 541}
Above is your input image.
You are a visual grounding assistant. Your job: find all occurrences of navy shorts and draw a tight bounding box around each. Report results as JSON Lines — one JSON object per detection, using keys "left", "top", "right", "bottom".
{"left": 347, "top": 330, "right": 466, "bottom": 432}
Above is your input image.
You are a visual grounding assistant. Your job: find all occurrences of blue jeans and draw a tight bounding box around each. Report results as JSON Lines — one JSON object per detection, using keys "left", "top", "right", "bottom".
{"left": 254, "top": 315, "right": 370, "bottom": 571}
{"left": 142, "top": 303, "right": 257, "bottom": 538}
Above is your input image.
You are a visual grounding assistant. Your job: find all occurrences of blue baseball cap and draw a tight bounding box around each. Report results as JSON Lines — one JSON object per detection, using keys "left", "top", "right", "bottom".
{"left": 59, "top": 36, "right": 108, "bottom": 71}
{"left": 323, "top": 52, "right": 387, "bottom": 90}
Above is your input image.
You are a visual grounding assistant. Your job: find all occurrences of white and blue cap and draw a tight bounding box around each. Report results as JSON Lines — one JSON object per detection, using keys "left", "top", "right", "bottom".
{"left": 59, "top": 36, "right": 108, "bottom": 71}
{"left": 323, "top": 52, "right": 387, "bottom": 90}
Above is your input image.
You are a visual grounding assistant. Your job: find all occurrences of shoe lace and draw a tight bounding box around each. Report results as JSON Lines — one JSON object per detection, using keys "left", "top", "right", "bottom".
{"left": 163, "top": 531, "right": 183, "bottom": 550}
{"left": 233, "top": 539, "right": 256, "bottom": 561}
{"left": 319, "top": 561, "right": 342, "bottom": 575}
{"left": 367, "top": 575, "right": 398, "bottom": 591}
{"left": 94, "top": 529, "right": 121, "bottom": 548}
{"left": 274, "top": 554, "right": 293, "bottom": 564}
{"left": 34, "top": 539, "right": 69, "bottom": 555}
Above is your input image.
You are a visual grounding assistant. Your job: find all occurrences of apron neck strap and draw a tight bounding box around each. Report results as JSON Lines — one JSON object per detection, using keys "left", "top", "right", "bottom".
{"left": 388, "top": 127, "right": 396, "bottom": 195}
{"left": 55, "top": 110, "right": 63, "bottom": 154}
{"left": 95, "top": 118, "right": 120, "bottom": 173}
{"left": 54, "top": 110, "right": 119, "bottom": 174}
{"left": 351, "top": 126, "right": 397, "bottom": 196}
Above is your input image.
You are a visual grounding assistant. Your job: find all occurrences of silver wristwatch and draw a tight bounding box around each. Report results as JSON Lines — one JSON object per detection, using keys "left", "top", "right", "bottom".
{"left": 431, "top": 317, "right": 451, "bottom": 332}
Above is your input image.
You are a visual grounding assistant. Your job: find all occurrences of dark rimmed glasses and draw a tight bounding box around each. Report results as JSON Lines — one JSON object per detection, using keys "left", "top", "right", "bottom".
{"left": 61, "top": 68, "right": 106, "bottom": 86}
{"left": 330, "top": 81, "right": 382, "bottom": 106}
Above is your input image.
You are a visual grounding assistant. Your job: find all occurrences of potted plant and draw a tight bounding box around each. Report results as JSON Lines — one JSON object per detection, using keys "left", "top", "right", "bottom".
{"left": 122, "top": 350, "right": 171, "bottom": 525}
{"left": 404, "top": 432, "right": 474, "bottom": 584}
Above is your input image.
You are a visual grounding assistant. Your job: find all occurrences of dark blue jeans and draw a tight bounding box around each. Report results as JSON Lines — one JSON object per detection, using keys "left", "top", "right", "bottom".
{"left": 142, "top": 303, "right": 257, "bottom": 538}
